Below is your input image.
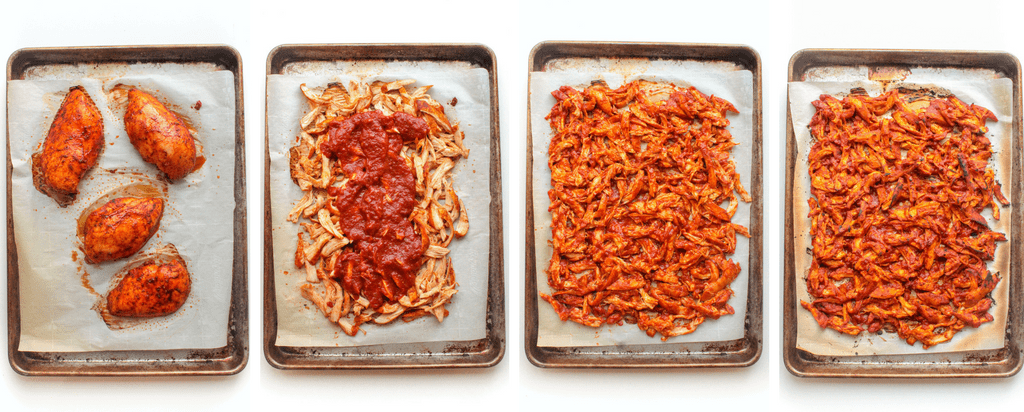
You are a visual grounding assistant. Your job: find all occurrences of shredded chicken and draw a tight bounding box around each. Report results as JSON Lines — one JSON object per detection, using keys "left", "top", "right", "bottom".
{"left": 801, "top": 89, "right": 1008, "bottom": 348}
{"left": 541, "top": 80, "right": 750, "bottom": 340}
{"left": 290, "top": 80, "right": 467, "bottom": 336}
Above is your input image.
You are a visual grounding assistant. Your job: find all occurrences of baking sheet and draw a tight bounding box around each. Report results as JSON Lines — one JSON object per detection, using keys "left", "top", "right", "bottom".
{"left": 267, "top": 62, "right": 490, "bottom": 347}
{"left": 789, "top": 77, "right": 1013, "bottom": 356}
{"left": 530, "top": 62, "right": 754, "bottom": 347}
{"left": 8, "top": 66, "right": 236, "bottom": 352}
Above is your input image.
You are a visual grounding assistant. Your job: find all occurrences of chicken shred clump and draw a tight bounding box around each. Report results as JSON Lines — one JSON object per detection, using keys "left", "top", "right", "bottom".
{"left": 542, "top": 80, "right": 751, "bottom": 340}
{"left": 288, "top": 80, "right": 469, "bottom": 336}
{"left": 801, "top": 90, "right": 1009, "bottom": 349}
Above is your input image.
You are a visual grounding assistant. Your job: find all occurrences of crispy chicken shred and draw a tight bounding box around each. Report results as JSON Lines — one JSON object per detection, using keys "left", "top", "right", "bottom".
{"left": 801, "top": 90, "right": 1008, "bottom": 349}
{"left": 289, "top": 80, "right": 468, "bottom": 336}
{"left": 542, "top": 80, "right": 750, "bottom": 340}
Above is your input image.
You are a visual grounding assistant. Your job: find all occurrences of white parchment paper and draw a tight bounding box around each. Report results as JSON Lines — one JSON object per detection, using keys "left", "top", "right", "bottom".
{"left": 530, "top": 62, "right": 754, "bottom": 347}
{"left": 789, "top": 78, "right": 1013, "bottom": 356}
{"left": 268, "top": 62, "right": 490, "bottom": 347}
{"left": 10, "top": 67, "right": 236, "bottom": 352}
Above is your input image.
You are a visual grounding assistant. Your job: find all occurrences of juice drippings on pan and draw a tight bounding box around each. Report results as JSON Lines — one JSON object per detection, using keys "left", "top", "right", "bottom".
{"left": 75, "top": 250, "right": 117, "bottom": 326}
{"left": 187, "top": 134, "right": 206, "bottom": 173}
{"left": 74, "top": 251, "right": 101, "bottom": 298}
{"left": 192, "top": 153, "right": 207, "bottom": 172}
{"left": 106, "top": 84, "right": 132, "bottom": 112}
{"left": 868, "top": 66, "right": 911, "bottom": 82}
{"left": 99, "top": 168, "right": 166, "bottom": 180}
{"left": 321, "top": 111, "right": 428, "bottom": 309}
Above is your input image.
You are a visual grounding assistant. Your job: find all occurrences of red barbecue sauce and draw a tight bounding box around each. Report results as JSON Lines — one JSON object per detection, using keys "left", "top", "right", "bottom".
{"left": 321, "top": 111, "right": 428, "bottom": 309}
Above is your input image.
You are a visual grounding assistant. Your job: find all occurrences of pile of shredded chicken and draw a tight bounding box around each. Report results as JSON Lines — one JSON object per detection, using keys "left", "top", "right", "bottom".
{"left": 288, "top": 80, "right": 469, "bottom": 336}
{"left": 801, "top": 90, "right": 1009, "bottom": 348}
{"left": 541, "top": 80, "right": 751, "bottom": 339}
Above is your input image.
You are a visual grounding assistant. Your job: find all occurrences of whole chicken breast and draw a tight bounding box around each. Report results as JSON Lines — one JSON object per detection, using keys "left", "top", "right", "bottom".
{"left": 108, "top": 257, "right": 191, "bottom": 317}
{"left": 31, "top": 86, "right": 104, "bottom": 206}
{"left": 81, "top": 197, "right": 164, "bottom": 263}
{"left": 124, "top": 89, "right": 197, "bottom": 180}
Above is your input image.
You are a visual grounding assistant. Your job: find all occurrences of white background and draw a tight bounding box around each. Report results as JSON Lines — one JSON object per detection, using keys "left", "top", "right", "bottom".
{"left": 3, "top": 0, "right": 1024, "bottom": 410}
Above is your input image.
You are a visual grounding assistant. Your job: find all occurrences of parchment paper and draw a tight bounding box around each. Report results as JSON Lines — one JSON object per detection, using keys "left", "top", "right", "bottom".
{"left": 530, "top": 62, "right": 754, "bottom": 347}
{"left": 268, "top": 62, "right": 490, "bottom": 347}
{"left": 789, "top": 78, "right": 1013, "bottom": 356}
{"left": 10, "top": 66, "right": 236, "bottom": 352}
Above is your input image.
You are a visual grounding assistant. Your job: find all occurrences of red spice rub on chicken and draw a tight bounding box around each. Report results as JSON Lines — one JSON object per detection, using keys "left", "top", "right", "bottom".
{"left": 32, "top": 86, "right": 104, "bottom": 206}
{"left": 124, "top": 89, "right": 198, "bottom": 180}
{"left": 108, "top": 256, "right": 191, "bottom": 317}
{"left": 81, "top": 197, "right": 164, "bottom": 264}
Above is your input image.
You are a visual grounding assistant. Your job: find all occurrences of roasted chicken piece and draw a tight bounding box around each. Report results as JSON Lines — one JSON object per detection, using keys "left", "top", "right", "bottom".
{"left": 124, "top": 89, "right": 197, "bottom": 180}
{"left": 108, "top": 256, "right": 191, "bottom": 317}
{"left": 31, "top": 86, "right": 104, "bottom": 206}
{"left": 81, "top": 197, "right": 164, "bottom": 263}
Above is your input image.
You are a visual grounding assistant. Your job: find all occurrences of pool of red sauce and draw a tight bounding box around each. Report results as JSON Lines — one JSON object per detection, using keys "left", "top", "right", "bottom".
{"left": 321, "top": 111, "right": 428, "bottom": 309}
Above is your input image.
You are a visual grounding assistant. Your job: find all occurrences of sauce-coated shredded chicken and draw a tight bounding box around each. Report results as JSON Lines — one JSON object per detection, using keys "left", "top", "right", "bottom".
{"left": 32, "top": 86, "right": 104, "bottom": 206}
{"left": 542, "top": 80, "right": 751, "bottom": 339}
{"left": 802, "top": 90, "right": 1008, "bottom": 348}
{"left": 108, "top": 256, "right": 191, "bottom": 317}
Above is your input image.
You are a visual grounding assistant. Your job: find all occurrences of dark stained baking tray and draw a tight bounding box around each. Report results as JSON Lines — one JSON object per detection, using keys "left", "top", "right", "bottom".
{"left": 784, "top": 49, "right": 1024, "bottom": 378}
{"left": 263, "top": 43, "right": 504, "bottom": 369}
{"left": 6, "top": 45, "right": 248, "bottom": 376}
{"left": 525, "top": 41, "right": 763, "bottom": 368}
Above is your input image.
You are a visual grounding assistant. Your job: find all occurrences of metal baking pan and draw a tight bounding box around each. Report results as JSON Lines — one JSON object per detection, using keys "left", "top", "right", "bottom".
{"left": 263, "top": 43, "right": 504, "bottom": 369}
{"left": 525, "top": 41, "right": 763, "bottom": 368}
{"left": 784, "top": 49, "right": 1024, "bottom": 378}
{"left": 6, "top": 45, "right": 248, "bottom": 376}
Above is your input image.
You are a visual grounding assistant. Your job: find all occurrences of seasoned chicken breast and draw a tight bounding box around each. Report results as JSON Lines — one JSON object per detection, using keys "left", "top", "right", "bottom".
{"left": 81, "top": 197, "right": 163, "bottom": 263}
{"left": 108, "top": 256, "right": 190, "bottom": 317}
{"left": 124, "top": 89, "right": 197, "bottom": 180}
{"left": 31, "top": 86, "right": 104, "bottom": 206}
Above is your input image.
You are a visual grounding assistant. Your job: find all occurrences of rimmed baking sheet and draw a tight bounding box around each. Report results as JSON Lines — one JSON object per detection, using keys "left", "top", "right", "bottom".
{"left": 263, "top": 43, "right": 504, "bottom": 369}
{"left": 6, "top": 45, "right": 248, "bottom": 376}
{"left": 783, "top": 48, "right": 1024, "bottom": 378}
{"left": 525, "top": 41, "right": 762, "bottom": 368}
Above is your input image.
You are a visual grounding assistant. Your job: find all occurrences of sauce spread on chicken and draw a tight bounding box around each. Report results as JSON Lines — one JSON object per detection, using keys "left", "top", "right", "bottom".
{"left": 321, "top": 111, "right": 428, "bottom": 309}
